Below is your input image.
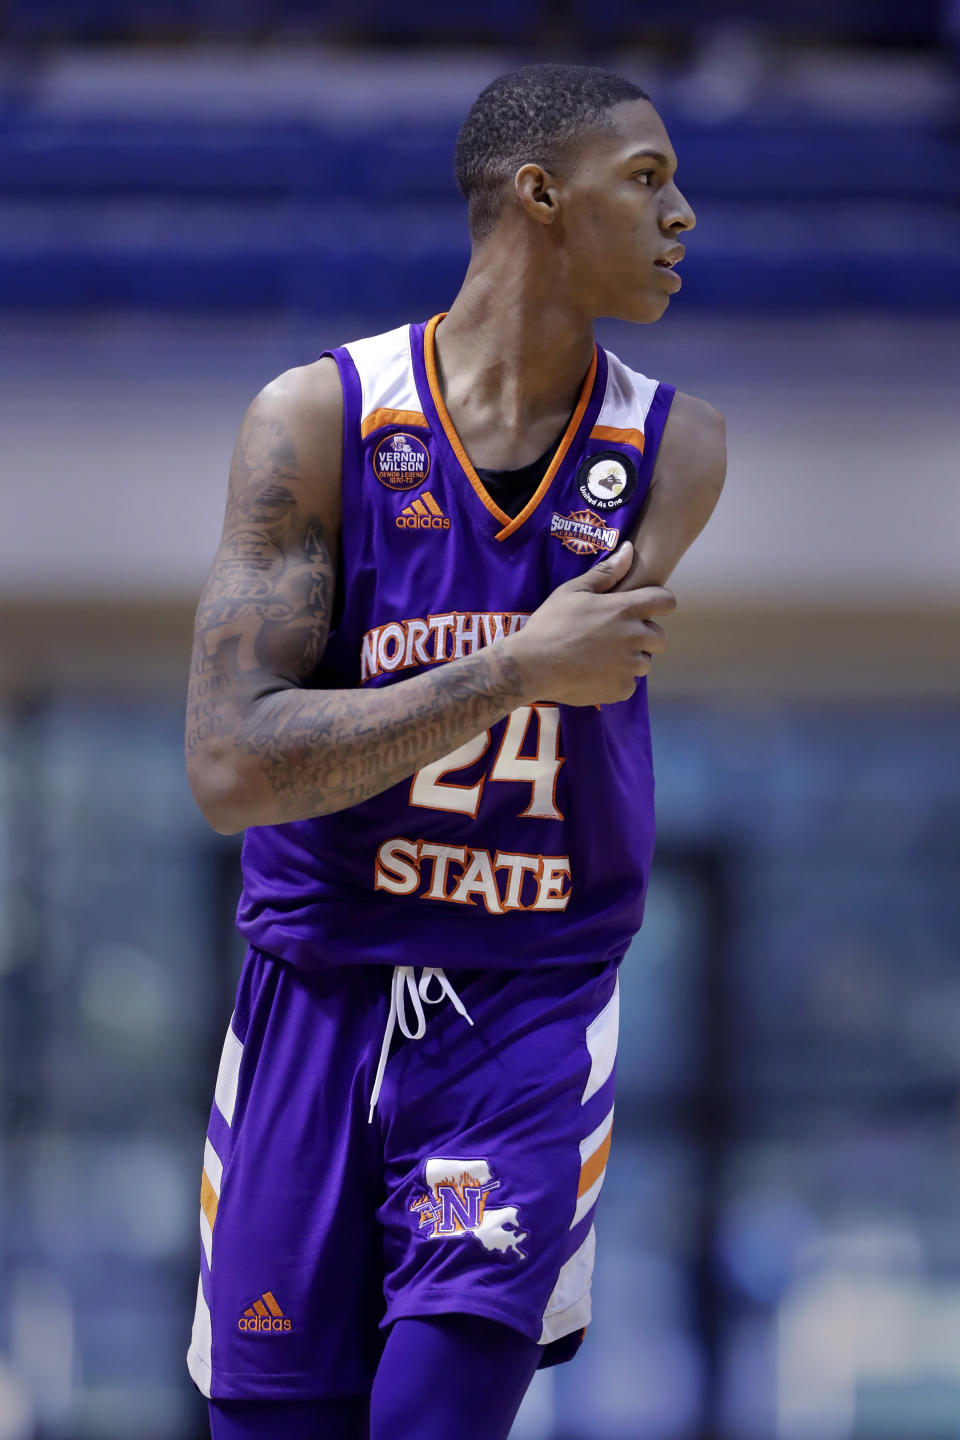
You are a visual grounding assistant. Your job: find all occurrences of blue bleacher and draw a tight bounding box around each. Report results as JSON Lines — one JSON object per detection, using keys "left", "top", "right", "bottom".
{"left": 0, "top": 106, "right": 956, "bottom": 311}
{"left": 8, "top": 0, "right": 203, "bottom": 38}
{"left": 0, "top": 119, "right": 955, "bottom": 204}
{"left": 0, "top": 6, "right": 957, "bottom": 314}
{"left": 573, "top": 0, "right": 946, "bottom": 44}
{"left": 6, "top": 0, "right": 540, "bottom": 42}
{"left": 3, "top": 0, "right": 949, "bottom": 42}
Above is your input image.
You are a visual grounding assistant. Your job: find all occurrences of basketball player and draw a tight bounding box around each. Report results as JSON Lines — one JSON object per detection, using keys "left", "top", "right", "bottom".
{"left": 185, "top": 64, "right": 725, "bottom": 1440}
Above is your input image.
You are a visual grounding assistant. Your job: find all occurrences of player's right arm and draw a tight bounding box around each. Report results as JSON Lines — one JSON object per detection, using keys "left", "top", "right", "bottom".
{"left": 186, "top": 362, "right": 674, "bottom": 835}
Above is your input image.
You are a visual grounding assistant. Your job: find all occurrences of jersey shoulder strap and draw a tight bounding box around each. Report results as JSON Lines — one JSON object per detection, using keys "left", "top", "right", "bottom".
{"left": 594, "top": 350, "right": 663, "bottom": 445}
{"left": 342, "top": 323, "right": 424, "bottom": 438}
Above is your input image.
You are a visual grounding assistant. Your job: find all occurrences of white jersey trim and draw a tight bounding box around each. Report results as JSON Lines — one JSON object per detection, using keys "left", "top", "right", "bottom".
{"left": 595, "top": 350, "right": 660, "bottom": 434}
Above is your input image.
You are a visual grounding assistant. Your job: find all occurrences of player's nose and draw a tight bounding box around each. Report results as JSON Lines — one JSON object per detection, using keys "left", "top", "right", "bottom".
{"left": 663, "top": 183, "right": 696, "bottom": 234}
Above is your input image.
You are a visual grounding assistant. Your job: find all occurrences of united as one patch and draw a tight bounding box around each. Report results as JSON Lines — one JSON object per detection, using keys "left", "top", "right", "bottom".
{"left": 373, "top": 432, "right": 431, "bottom": 490}
{"left": 550, "top": 509, "right": 620, "bottom": 557}
{"left": 576, "top": 450, "right": 637, "bottom": 512}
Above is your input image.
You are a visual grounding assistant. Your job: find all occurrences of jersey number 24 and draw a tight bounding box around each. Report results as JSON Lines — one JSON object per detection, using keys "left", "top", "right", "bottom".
{"left": 409, "top": 704, "right": 563, "bottom": 821}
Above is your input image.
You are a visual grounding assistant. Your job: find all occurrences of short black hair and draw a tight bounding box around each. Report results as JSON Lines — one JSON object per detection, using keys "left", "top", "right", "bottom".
{"left": 454, "top": 63, "right": 650, "bottom": 242}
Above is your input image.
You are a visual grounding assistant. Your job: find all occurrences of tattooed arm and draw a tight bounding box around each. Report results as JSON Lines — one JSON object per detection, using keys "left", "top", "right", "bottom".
{"left": 616, "top": 392, "right": 726, "bottom": 591}
{"left": 185, "top": 359, "right": 534, "bottom": 834}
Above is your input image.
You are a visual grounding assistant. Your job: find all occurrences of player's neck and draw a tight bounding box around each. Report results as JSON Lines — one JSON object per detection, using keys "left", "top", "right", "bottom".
{"left": 435, "top": 240, "right": 595, "bottom": 448}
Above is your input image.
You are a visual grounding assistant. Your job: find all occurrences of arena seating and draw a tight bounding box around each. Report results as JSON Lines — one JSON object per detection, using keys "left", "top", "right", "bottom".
{"left": 3, "top": 0, "right": 947, "bottom": 44}
{"left": 0, "top": 17, "right": 956, "bottom": 311}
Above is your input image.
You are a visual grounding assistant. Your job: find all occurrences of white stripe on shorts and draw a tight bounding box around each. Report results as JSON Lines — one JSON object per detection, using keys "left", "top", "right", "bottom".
{"left": 187, "top": 1276, "right": 213, "bottom": 1398}
{"left": 214, "top": 1018, "right": 243, "bottom": 1126}
{"left": 203, "top": 1138, "right": 223, "bottom": 1193}
{"left": 581, "top": 975, "right": 619, "bottom": 1104}
{"left": 538, "top": 1225, "right": 596, "bottom": 1344}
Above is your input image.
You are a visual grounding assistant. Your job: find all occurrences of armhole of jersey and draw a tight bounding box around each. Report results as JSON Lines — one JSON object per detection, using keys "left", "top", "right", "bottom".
{"left": 636, "top": 381, "right": 676, "bottom": 489}
{"left": 318, "top": 347, "right": 363, "bottom": 642}
{"left": 319, "top": 346, "right": 363, "bottom": 496}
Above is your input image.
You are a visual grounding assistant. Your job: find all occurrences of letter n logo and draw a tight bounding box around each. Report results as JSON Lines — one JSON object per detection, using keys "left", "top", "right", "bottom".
{"left": 437, "top": 1183, "right": 482, "bottom": 1234}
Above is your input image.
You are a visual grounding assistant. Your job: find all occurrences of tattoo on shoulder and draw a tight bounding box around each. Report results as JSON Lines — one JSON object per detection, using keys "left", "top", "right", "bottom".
{"left": 239, "top": 417, "right": 297, "bottom": 476}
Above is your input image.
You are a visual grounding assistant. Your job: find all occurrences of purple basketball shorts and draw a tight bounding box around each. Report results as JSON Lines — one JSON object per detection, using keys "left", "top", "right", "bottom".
{"left": 187, "top": 947, "right": 620, "bottom": 1401}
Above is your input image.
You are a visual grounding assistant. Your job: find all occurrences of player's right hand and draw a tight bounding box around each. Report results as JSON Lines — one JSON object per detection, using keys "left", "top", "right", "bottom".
{"left": 509, "top": 541, "right": 675, "bottom": 706}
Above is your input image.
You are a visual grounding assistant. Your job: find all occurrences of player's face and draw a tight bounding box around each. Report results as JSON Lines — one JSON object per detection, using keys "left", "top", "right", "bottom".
{"left": 559, "top": 99, "right": 696, "bottom": 324}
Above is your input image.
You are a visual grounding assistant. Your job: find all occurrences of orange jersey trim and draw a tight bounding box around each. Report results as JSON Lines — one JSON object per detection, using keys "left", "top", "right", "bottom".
{"left": 589, "top": 424, "right": 645, "bottom": 454}
{"left": 361, "top": 407, "right": 430, "bottom": 440}
{"left": 423, "top": 313, "right": 599, "bottom": 543}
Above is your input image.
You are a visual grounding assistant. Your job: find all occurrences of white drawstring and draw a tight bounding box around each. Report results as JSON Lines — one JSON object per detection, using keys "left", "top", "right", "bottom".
{"left": 368, "top": 965, "right": 474, "bottom": 1123}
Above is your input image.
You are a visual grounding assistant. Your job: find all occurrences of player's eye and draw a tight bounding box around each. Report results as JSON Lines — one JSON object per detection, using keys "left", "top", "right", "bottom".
{"left": 633, "top": 171, "right": 656, "bottom": 185}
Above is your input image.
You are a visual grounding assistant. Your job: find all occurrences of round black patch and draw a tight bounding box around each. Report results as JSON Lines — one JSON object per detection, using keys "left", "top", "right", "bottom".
{"left": 575, "top": 450, "right": 638, "bottom": 512}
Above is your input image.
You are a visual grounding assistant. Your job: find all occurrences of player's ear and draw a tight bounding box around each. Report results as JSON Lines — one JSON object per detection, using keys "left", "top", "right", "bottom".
{"left": 514, "top": 163, "right": 560, "bottom": 226}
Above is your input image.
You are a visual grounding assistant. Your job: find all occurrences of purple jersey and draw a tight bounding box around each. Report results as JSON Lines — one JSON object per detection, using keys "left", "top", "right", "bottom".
{"left": 238, "top": 314, "right": 676, "bottom": 971}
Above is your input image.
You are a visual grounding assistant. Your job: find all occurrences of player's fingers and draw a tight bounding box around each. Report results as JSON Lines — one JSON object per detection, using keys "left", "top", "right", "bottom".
{"left": 636, "top": 621, "right": 667, "bottom": 654}
{"left": 617, "top": 585, "right": 676, "bottom": 618}
{"left": 571, "top": 540, "right": 634, "bottom": 592}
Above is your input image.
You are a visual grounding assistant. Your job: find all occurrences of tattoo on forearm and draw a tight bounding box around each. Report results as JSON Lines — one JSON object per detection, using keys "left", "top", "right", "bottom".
{"left": 235, "top": 647, "right": 524, "bottom": 821}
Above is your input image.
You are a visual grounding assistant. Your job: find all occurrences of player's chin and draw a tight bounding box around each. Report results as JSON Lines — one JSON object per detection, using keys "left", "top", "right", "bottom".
{"left": 619, "top": 291, "right": 671, "bottom": 325}
{"left": 613, "top": 285, "right": 673, "bottom": 325}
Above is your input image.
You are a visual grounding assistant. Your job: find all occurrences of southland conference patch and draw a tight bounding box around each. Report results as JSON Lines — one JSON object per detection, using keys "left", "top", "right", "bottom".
{"left": 575, "top": 450, "right": 637, "bottom": 512}
{"left": 373, "top": 432, "right": 431, "bottom": 490}
{"left": 550, "top": 509, "right": 621, "bottom": 557}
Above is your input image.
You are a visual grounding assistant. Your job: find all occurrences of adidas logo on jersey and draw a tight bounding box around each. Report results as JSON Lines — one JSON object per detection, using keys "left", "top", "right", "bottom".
{"left": 238, "top": 1291, "right": 292, "bottom": 1333}
{"left": 396, "top": 491, "right": 451, "bottom": 531}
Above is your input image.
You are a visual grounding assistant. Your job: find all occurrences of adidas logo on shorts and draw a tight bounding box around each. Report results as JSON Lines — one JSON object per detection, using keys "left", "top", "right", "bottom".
{"left": 395, "top": 491, "right": 451, "bottom": 531}
{"left": 238, "top": 1291, "right": 292, "bottom": 1333}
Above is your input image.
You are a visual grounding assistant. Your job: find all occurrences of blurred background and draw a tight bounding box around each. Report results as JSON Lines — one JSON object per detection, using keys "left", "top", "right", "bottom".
{"left": 0, "top": 1, "right": 958, "bottom": 1437}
